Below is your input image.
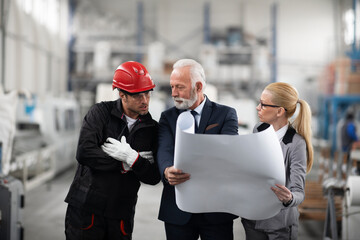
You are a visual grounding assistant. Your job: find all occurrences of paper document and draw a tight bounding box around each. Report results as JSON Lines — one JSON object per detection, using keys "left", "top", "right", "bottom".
{"left": 174, "top": 111, "right": 285, "bottom": 220}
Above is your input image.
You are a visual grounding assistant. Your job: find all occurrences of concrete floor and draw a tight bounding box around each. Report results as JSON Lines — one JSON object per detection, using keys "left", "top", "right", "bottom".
{"left": 23, "top": 165, "right": 324, "bottom": 240}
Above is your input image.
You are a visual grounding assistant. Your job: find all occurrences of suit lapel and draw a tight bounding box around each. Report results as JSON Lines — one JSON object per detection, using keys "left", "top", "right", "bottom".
{"left": 280, "top": 141, "right": 288, "bottom": 162}
{"left": 198, "top": 98, "right": 212, "bottom": 133}
{"left": 177, "top": 108, "right": 186, "bottom": 115}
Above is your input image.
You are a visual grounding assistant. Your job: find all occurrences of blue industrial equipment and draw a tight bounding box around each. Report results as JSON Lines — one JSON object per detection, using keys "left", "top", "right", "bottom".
{"left": 318, "top": 95, "right": 360, "bottom": 154}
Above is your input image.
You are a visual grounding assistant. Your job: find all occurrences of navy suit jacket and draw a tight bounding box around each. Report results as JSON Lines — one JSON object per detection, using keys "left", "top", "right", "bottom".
{"left": 157, "top": 97, "right": 239, "bottom": 225}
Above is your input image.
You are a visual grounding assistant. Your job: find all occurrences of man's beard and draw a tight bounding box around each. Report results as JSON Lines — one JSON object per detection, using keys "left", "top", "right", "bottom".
{"left": 173, "top": 88, "right": 198, "bottom": 109}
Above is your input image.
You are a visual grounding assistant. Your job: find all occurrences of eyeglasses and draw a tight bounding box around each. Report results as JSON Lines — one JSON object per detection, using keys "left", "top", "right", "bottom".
{"left": 259, "top": 101, "right": 287, "bottom": 111}
{"left": 127, "top": 91, "right": 151, "bottom": 101}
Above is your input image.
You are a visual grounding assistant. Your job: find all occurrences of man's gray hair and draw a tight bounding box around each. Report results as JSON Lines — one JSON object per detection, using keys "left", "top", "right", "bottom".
{"left": 173, "top": 59, "right": 206, "bottom": 91}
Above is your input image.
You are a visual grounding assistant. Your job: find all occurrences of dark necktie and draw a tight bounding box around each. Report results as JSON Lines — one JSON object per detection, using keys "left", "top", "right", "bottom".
{"left": 190, "top": 110, "right": 198, "bottom": 133}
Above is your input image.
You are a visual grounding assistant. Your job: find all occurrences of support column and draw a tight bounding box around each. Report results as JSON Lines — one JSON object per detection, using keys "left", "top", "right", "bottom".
{"left": 203, "top": 2, "right": 210, "bottom": 44}
{"left": 136, "top": 1, "right": 144, "bottom": 63}
{"left": 271, "top": 3, "right": 277, "bottom": 83}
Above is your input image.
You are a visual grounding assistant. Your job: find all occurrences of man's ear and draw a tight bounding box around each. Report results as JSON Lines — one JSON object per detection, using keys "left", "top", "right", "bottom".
{"left": 118, "top": 91, "right": 126, "bottom": 100}
{"left": 195, "top": 82, "right": 203, "bottom": 92}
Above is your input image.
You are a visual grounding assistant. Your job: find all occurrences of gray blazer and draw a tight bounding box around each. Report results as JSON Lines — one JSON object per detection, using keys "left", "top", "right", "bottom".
{"left": 244, "top": 123, "right": 307, "bottom": 230}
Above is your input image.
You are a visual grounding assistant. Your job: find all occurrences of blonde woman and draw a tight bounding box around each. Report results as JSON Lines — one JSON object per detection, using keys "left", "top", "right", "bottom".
{"left": 241, "top": 82, "right": 313, "bottom": 240}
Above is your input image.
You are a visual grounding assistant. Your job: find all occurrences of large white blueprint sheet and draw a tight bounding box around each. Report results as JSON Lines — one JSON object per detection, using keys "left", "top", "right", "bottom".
{"left": 174, "top": 111, "right": 285, "bottom": 220}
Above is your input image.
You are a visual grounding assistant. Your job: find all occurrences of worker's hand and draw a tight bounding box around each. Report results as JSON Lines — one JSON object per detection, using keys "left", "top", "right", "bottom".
{"left": 164, "top": 166, "right": 190, "bottom": 185}
{"left": 121, "top": 162, "right": 131, "bottom": 173}
{"left": 101, "top": 136, "right": 139, "bottom": 167}
{"left": 271, "top": 184, "right": 293, "bottom": 204}
{"left": 139, "top": 151, "right": 154, "bottom": 164}
{"left": 120, "top": 151, "right": 153, "bottom": 174}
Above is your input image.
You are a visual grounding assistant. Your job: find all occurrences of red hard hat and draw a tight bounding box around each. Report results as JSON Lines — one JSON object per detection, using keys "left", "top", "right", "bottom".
{"left": 112, "top": 61, "right": 155, "bottom": 93}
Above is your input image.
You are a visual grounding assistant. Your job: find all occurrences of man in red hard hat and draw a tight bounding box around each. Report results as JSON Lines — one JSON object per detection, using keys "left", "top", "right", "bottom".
{"left": 64, "top": 61, "right": 160, "bottom": 240}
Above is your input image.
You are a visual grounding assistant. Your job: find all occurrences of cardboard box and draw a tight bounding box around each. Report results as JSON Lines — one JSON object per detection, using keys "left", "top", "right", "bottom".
{"left": 347, "top": 73, "right": 360, "bottom": 83}
{"left": 347, "top": 82, "right": 360, "bottom": 94}
{"left": 334, "top": 73, "right": 360, "bottom": 94}
{"left": 345, "top": 73, "right": 360, "bottom": 94}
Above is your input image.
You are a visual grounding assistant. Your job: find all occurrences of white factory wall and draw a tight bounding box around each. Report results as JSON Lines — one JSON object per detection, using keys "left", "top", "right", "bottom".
{"left": 2, "top": 0, "right": 69, "bottom": 97}
{"left": 156, "top": 0, "right": 335, "bottom": 97}
{"left": 0, "top": 0, "right": 340, "bottom": 101}
{"left": 276, "top": 0, "right": 335, "bottom": 97}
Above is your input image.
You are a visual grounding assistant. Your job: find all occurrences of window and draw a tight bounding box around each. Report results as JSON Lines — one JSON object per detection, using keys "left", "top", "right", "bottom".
{"left": 344, "top": 7, "right": 360, "bottom": 46}
{"left": 17, "top": 0, "right": 60, "bottom": 34}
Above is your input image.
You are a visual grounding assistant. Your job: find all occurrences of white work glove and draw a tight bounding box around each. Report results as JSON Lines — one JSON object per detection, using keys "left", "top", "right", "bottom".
{"left": 121, "top": 162, "right": 131, "bottom": 173}
{"left": 101, "top": 136, "right": 139, "bottom": 168}
{"left": 121, "top": 151, "right": 154, "bottom": 173}
{"left": 139, "top": 151, "right": 154, "bottom": 164}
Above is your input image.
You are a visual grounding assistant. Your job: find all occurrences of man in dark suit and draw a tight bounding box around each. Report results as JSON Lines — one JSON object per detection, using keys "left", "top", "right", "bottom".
{"left": 157, "top": 59, "right": 239, "bottom": 240}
